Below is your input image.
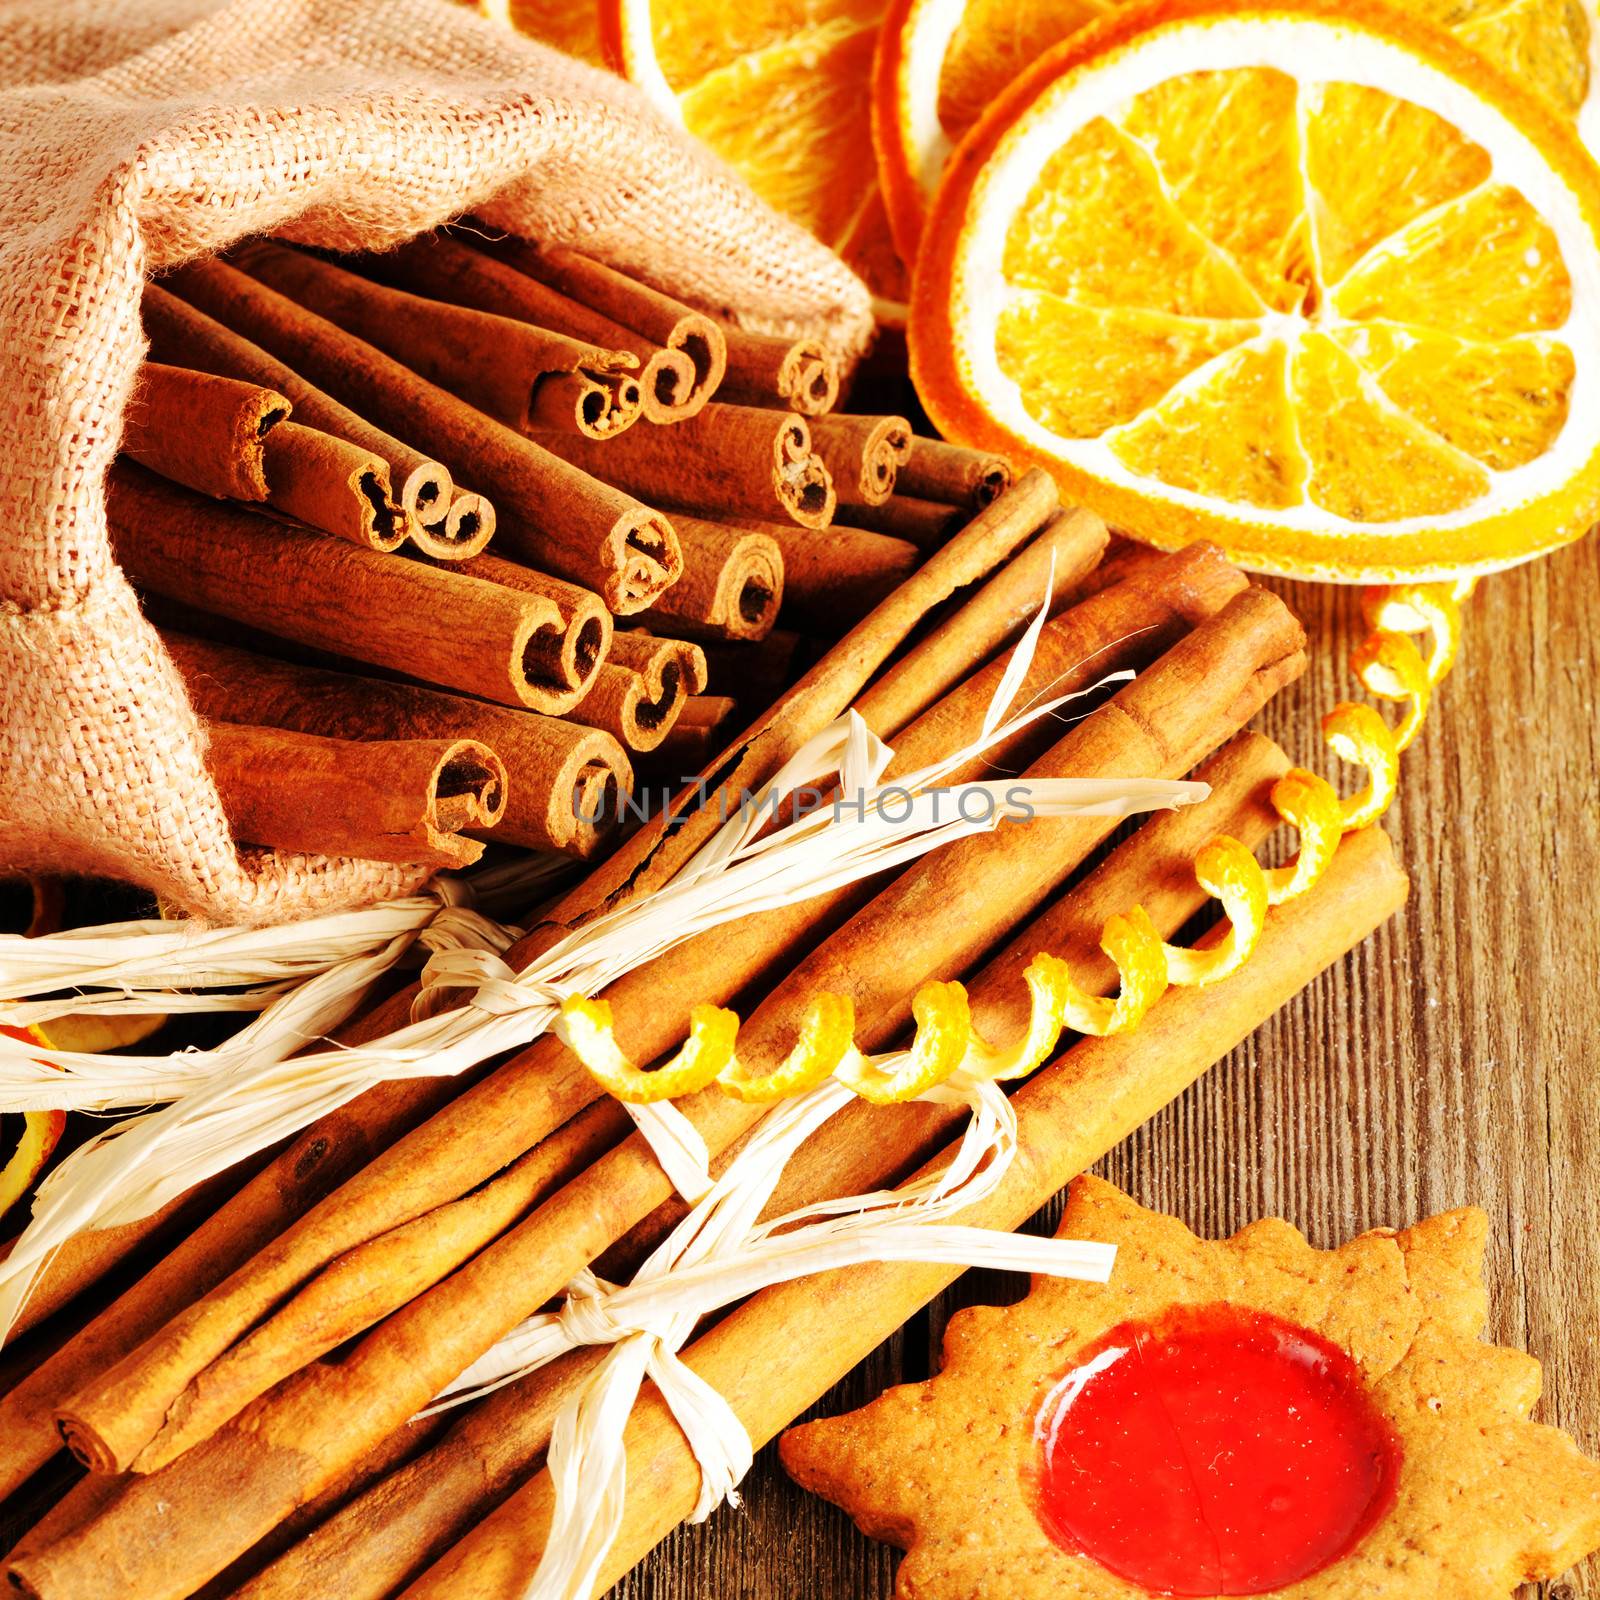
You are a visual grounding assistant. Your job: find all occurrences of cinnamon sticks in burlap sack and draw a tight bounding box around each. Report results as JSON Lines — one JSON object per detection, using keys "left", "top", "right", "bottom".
{"left": 0, "top": 0, "right": 870, "bottom": 922}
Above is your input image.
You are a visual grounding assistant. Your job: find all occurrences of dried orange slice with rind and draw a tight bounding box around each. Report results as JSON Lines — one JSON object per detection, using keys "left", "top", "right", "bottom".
{"left": 601, "top": 0, "right": 910, "bottom": 315}
{"left": 876, "top": 0, "right": 1600, "bottom": 261}
{"left": 911, "top": 0, "right": 1600, "bottom": 582}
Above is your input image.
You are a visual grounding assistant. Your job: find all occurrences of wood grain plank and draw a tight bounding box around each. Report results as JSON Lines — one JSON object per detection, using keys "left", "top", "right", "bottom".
{"left": 622, "top": 533, "right": 1600, "bottom": 1599}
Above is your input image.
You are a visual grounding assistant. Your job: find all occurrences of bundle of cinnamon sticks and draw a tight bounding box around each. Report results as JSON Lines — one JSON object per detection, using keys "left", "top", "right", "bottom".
{"left": 119, "top": 227, "right": 1004, "bottom": 872}
{"left": 0, "top": 456, "right": 1407, "bottom": 1599}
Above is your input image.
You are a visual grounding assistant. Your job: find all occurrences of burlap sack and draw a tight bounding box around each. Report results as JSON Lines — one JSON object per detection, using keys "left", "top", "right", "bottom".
{"left": 0, "top": 0, "right": 873, "bottom": 924}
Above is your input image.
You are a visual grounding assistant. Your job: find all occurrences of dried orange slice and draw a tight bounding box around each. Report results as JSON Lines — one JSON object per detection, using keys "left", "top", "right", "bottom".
{"left": 877, "top": 0, "right": 1599, "bottom": 259}
{"left": 0, "top": 1027, "right": 65, "bottom": 1231}
{"left": 912, "top": 0, "right": 1600, "bottom": 581}
{"left": 600, "top": 0, "right": 910, "bottom": 313}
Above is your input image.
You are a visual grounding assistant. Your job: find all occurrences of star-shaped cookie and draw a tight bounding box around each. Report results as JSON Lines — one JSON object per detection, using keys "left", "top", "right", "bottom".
{"left": 781, "top": 1176, "right": 1600, "bottom": 1598}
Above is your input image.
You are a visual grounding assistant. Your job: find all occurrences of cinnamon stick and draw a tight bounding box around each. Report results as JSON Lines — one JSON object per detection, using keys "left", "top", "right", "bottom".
{"left": 0, "top": 1050, "right": 469, "bottom": 1501}
{"left": 223, "top": 731, "right": 1289, "bottom": 1600}
{"left": 697, "top": 629, "right": 804, "bottom": 705}
{"left": 354, "top": 234, "right": 700, "bottom": 426}
{"left": 487, "top": 239, "right": 727, "bottom": 418}
{"left": 124, "top": 1101, "right": 635, "bottom": 1476}
{"left": 202, "top": 724, "right": 505, "bottom": 868}
{"left": 717, "top": 328, "right": 840, "bottom": 415}
{"left": 122, "top": 363, "right": 288, "bottom": 500}
{"left": 107, "top": 464, "right": 590, "bottom": 714}
{"left": 803, "top": 412, "right": 912, "bottom": 506}
{"left": 675, "top": 694, "right": 739, "bottom": 732}
{"left": 637, "top": 696, "right": 742, "bottom": 785}
{"left": 565, "top": 633, "right": 709, "bottom": 753}
{"left": 230, "top": 246, "right": 642, "bottom": 440}
{"left": 171, "top": 253, "right": 681, "bottom": 612}
{"left": 530, "top": 401, "right": 836, "bottom": 530}
{"left": 127, "top": 370, "right": 411, "bottom": 553}
{"left": 852, "top": 507, "right": 1108, "bottom": 737}
{"left": 634, "top": 515, "right": 784, "bottom": 643}
{"left": 896, "top": 542, "right": 1246, "bottom": 787}
{"left": 192, "top": 1413, "right": 452, "bottom": 1600}
{"left": 438, "top": 554, "right": 612, "bottom": 696}
{"left": 769, "top": 523, "right": 919, "bottom": 630}
{"left": 837, "top": 493, "right": 965, "bottom": 550}
{"left": 897, "top": 437, "right": 1013, "bottom": 508}
{"left": 17, "top": 592, "right": 1302, "bottom": 1599}
{"left": 401, "top": 826, "right": 1407, "bottom": 1600}
{"left": 141, "top": 285, "right": 473, "bottom": 555}
{"left": 163, "top": 633, "right": 632, "bottom": 859}
{"left": 258, "top": 422, "right": 409, "bottom": 552}
{"left": 35, "top": 476, "right": 1065, "bottom": 1494}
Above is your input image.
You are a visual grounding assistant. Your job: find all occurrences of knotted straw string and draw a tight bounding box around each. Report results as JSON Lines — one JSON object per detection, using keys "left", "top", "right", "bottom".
{"left": 424, "top": 1071, "right": 1115, "bottom": 1600}
{"left": 414, "top": 939, "right": 718, "bottom": 1200}
{"left": 0, "top": 580, "right": 1196, "bottom": 1335}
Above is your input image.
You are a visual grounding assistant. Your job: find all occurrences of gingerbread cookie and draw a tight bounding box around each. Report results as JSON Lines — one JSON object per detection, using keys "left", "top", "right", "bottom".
{"left": 781, "top": 1176, "right": 1600, "bottom": 1598}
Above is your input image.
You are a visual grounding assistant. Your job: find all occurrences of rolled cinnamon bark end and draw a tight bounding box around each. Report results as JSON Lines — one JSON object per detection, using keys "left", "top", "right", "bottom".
{"left": 142, "top": 285, "right": 455, "bottom": 548}
{"left": 525, "top": 366, "right": 644, "bottom": 439}
{"left": 122, "top": 362, "right": 290, "bottom": 501}
{"left": 495, "top": 241, "right": 728, "bottom": 418}
{"left": 836, "top": 492, "right": 967, "bottom": 549}
{"left": 445, "top": 554, "right": 612, "bottom": 699}
{"left": 635, "top": 514, "right": 784, "bottom": 643}
{"left": 161, "top": 632, "right": 632, "bottom": 858}
{"left": 528, "top": 402, "right": 833, "bottom": 531}
{"left": 396, "top": 461, "right": 455, "bottom": 534}
{"left": 638, "top": 344, "right": 700, "bottom": 424}
{"left": 898, "top": 436, "right": 1014, "bottom": 508}
{"left": 198, "top": 724, "right": 505, "bottom": 869}
{"left": 258, "top": 421, "right": 408, "bottom": 552}
{"left": 108, "top": 465, "right": 570, "bottom": 713}
{"left": 805, "top": 412, "right": 912, "bottom": 506}
{"left": 717, "top": 329, "right": 841, "bottom": 415}
{"left": 172, "top": 255, "right": 680, "bottom": 613}
{"left": 566, "top": 633, "right": 709, "bottom": 752}
{"left": 774, "top": 412, "right": 837, "bottom": 528}
{"left": 355, "top": 233, "right": 692, "bottom": 428}
{"left": 410, "top": 490, "right": 496, "bottom": 561}
{"left": 228, "top": 242, "right": 642, "bottom": 443}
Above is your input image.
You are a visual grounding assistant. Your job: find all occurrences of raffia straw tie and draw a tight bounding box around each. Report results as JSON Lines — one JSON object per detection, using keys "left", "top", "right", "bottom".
{"left": 0, "top": 570, "right": 1191, "bottom": 1334}
{"left": 412, "top": 946, "right": 715, "bottom": 1195}
{"left": 412, "top": 947, "right": 550, "bottom": 1019}
{"left": 422, "top": 1070, "right": 1114, "bottom": 1600}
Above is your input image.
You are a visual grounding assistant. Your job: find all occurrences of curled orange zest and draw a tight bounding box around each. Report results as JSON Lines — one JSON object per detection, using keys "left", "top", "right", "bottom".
{"left": 557, "top": 581, "right": 1469, "bottom": 1108}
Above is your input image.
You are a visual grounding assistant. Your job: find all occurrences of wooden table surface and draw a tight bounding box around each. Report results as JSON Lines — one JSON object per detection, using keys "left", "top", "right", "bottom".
{"left": 620, "top": 530, "right": 1600, "bottom": 1600}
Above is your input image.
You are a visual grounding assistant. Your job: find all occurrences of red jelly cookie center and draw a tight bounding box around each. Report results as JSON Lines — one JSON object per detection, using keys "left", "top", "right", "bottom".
{"left": 1032, "top": 1302, "right": 1401, "bottom": 1595}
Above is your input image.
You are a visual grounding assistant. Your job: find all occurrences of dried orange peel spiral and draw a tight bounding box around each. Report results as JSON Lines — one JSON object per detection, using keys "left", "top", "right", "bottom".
{"left": 559, "top": 579, "right": 1467, "bottom": 1107}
